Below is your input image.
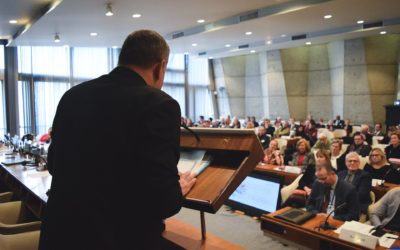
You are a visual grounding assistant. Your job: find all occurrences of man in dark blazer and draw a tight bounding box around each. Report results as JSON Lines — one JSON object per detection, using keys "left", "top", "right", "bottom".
{"left": 338, "top": 152, "right": 372, "bottom": 215}
{"left": 306, "top": 159, "right": 360, "bottom": 221}
{"left": 39, "top": 30, "right": 196, "bottom": 250}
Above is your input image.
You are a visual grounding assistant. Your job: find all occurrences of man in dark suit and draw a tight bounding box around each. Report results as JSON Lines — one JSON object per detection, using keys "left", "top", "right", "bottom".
{"left": 338, "top": 152, "right": 372, "bottom": 215}
{"left": 39, "top": 30, "right": 196, "bottom": 250}
{"left": 346, "top": 132, "right": 372, "bottom": 157}
{"left": 306, "top": 159, "right": 360, "bottom": 221}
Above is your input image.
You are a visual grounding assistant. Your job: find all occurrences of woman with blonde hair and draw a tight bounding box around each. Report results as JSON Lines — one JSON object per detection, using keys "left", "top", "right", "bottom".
{"left": 262, "top": 139, "right": 284, "bottom": 166}
{"left": 364, "top": 147, "right": 400, "bottom": 184}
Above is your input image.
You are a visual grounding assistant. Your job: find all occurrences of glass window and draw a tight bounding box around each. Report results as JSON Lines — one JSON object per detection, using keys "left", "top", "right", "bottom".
{"left": 72, "top": 47, "right": 109, "bottom": 81}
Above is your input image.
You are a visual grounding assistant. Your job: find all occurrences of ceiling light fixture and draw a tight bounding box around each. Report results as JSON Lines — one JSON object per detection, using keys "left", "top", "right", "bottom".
{"left": 132, "top": 13, "right": 141, "bottom": 18}
{"left": 225, "top": 44, "right": 231, "bottom": 48}
{"left": 54, "top": 33, "right": 60, "bottom": 43}
{"left": 250, "top": 50, "right": 256, "bottom": 53}
{"left": 245, "top": 31, "right": 252, "bottom": 35}
{"left": 380, "top": 31, "right": 387, "bottom": 35}
{"left": 191, "top": 43, "right": 198, "bottom": 47}
{"left": 208, "top": 56, "right": 213, "bottom": 59}
{"left": 324, "top": 14, "right": 332, "bottom": 19}
{"left": 281, "top": 34, "right": 286, "bottom": 37}
{"left": 267, "top": 40, "right": 272, "bottom": 45}
{"left": 105, "top": 3, "right": 114, "bottom": 16}
{"left": 9, "top": 20, "right": 17, "bottom": 24}
{"left": 197, "top": 19, "right": 205, "bottom": 23}
{"left": 357, "top": 20, "right": 364, "bottom": 24}
{"left": 90, "top": 32, "right": 98, "bottom": 36}
{"left": 306, "top": 41, "right": 312, "bottom": 45}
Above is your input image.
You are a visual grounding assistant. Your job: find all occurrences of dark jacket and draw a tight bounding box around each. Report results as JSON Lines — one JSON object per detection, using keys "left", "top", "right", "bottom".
{"left": 306, "top": 178, "right": 360, "bottom": 221}
{"left": 338, "top": 170, "right": 372, "bottom": 214}
{"left": 39, "top": 67, "right": 183, "bottom": 250}
{"left": 385, "top": 144, "right": 400, "bottom": 159}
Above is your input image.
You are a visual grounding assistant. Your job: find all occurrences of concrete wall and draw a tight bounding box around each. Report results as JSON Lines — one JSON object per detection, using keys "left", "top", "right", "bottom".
{"left": 212, "top": 34, "right": 400, "bottom": 124}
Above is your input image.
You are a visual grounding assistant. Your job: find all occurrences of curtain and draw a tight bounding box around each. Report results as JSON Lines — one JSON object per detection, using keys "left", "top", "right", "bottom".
{"left": 187, "top": 56, "right": 214, "bottom": 121}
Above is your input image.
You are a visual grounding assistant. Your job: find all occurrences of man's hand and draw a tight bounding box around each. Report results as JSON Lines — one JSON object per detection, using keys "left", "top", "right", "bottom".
{"left": 179, "top": 171, "right": 197, "bottom": 196}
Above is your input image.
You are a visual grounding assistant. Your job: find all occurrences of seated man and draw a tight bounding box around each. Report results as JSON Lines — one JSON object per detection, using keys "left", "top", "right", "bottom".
{"left": 312, "top": 132, "right": 331, "bottom": 152}
{"left": 257, "top": 126, "right": 270, "bottom": 149}
{"left": 346, "top": 132, "right": 371, "bottom": 157}
{"left": 370, "top": 188, "right": 400, "bottom": 232}
{"left": 306, "top": 159, "right": 360, "bottom": 221}
{"left": 338, "top": 152, "right": 372, "bottom": 215}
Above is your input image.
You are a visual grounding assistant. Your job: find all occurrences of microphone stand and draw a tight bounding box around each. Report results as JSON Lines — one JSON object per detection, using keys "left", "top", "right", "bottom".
{"left": 319, "top": 202, "right": 347, "bottom": 230}
{"left": 181, "top": 123, "right": 200, "bottom": 142}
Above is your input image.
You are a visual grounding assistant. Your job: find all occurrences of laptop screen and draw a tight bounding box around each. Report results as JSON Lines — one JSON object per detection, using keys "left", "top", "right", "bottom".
{"left": 225, "top": 171, "right": 283, "bottom": 217}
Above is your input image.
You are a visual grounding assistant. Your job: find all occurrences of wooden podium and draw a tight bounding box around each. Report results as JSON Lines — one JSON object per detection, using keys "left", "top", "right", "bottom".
{"left": 179, "top": 128, "right": 264, "bottom": 239}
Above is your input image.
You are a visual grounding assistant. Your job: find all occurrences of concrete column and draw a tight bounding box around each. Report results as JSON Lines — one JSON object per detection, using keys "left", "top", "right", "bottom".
{"left": 328, "top": 40, "right": 345, "bottom": 119}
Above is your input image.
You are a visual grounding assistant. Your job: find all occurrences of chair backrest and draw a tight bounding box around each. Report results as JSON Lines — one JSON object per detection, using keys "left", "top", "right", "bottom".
{"left": 352, "top": 126, "right": 361, "bottom": 135}
{"left": 372, "top": 136, "right": 384, "bottom": 146}
{"left": 359, "top": 156, "right": 369, "bottom": 170}
{"left": 333, "top": 129, "right": 347, "bottom": 138}
{"left": 373, "top": 144, "right": 388, "bottom": 152}
{"left": 0, "top": 230, "right": 40, "bottom": 250}
{"left": 341, "top": 144, "right": 349, "bottom": 154}
{"left": 276, "top": 138, "right": 288, "bottom": 149}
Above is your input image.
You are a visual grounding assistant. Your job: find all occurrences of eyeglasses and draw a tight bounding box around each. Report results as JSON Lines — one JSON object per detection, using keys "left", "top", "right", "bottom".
{"left": 370, "top": 154, "right": 380, "bottom": 157}
{"left": 347, "top": 160, "right": 359, "bottom": 163}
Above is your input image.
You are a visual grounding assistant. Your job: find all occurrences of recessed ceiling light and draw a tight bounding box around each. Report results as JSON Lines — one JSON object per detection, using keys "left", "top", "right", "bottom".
{"left": 191, "top": 43, "right": 197, "bottom": 47}
{"left": 357, "top": 20, "right": 364, "bottom": 24}
{"left": 225, "top": 44, "right": 231, "bottom": 48}
{"left": 9, "top": 20, "right": 17, "bottom": 24}
{"left": 112, "top": 46, "right": 118, "bottom": 49}
{"left": 208, "top": 56, "right": 213, "bottom": 59}
{"left": 324, "top": 14, "right": 332, "bottom": 19}
{"left": 281, "top": 34, "right": 286, "bottom": 37}
{"left": 105, "top": 3, "right": 113, "bottom": 16}
{"left": 250, "top": 50, "right": 256, "bottom": 53}
{"left": 90, "top": 32, "right": 98, "bottom": 36}
{"left": 132, "top": 14, "right": 141, "bottom": 18}
{"left": 197, "top": 19, "right": 205, "bottom": 23}
{"left": 267, "top": 40, "right": 272, "bottom": 45}
{"left": 380, "top": 31, "right": 387, "bottom": 35}
{"left": 306, "top": 42, "right": 312, "bottom": 45}
{"left": 245, "top": 31, "right": 252, "bottom": 35}
{"left": 54, "top": 33, "right": 60, "bottom": 43}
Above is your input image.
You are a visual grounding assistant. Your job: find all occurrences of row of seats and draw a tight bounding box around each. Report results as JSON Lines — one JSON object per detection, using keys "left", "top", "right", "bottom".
{"left": 0, "top": 192, "right": 40, "bottom": 250}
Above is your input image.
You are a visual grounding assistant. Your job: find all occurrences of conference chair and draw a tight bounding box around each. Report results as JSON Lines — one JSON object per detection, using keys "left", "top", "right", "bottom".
{"left": 359, "top": 192, "right": 376, "bottom": 223}
{"left": 0, "top": 201, "right": 41, "bottom": 234}
{"left": 359, "top": 156, "right": 369, "bottom": 170}
{"left": 0, "top": 230, "right": 40, "bottom": 250}
{"left": 333, "top": 129, "right": 347, "bottom": 138}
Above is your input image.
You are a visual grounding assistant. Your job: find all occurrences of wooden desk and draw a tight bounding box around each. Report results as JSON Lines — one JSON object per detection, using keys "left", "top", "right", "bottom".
{"left": 255, "top": 163, "right": 299, "bottom": 185}
{"left": 164, "top": 218, "right": 244, "bottom": 250}
{"left": 261, "top": 207, "right": 400, "bottom": 250}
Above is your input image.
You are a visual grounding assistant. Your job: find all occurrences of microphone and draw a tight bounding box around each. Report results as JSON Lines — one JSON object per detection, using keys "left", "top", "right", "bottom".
{"left": 380, "top": 166, "right": 393, "bottom": 187}
{"left": 181, "top": 123, "right": 200, "bottom": 142}
{"left": 320, "top": 202, "right": 347, "bottom": 230}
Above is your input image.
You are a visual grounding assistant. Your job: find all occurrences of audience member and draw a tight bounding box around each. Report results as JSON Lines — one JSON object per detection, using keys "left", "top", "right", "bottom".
{"left": 306, "top": 158, "right": 360, "bottom": 221}
{"left": 230, "top": 117, "right": 241, "bottom": 129}
{"left": 257, "top": 126, "right": 270, "bottom": 149}
{"left": 364, "top": 148, "right": 400, "bottom": 184}
{"left": 312, "top": 132, "right": 331, "bottom": 152}
{"left": 360, "top": 124, "right": 372, "bottom": 145}
{"left": 290, "top": 139, "right": 315, "bottom": 172}
{"left": 330, "top": 140, "right": 346, "bottom": 172}
{"left": 333, "top": 115, "right": 345, "bottom": 129}
{"left": 373, "top": 123, "right": 385, "bottom": 137}
{"left": 39, "top": 127, "right": 52, "bottom": 143}
{"left": 385, "top": 131, "right": 400, "bottom": 159}
{"left": 338, "top": 152, "right": 372, "bottom": 215}
{"left": 262, "top": 139, "right": 284, "bottom": 166}
{"left": 346, "top": 132, "right": 371, "bottom": 157}
{"left": 274, "top": 120, "right": 290, "bottom": 137}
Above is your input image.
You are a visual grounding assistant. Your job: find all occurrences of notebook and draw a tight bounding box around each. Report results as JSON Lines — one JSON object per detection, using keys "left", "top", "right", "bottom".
{"left": 274, "top": 208, "right": 316, "bottom": 225}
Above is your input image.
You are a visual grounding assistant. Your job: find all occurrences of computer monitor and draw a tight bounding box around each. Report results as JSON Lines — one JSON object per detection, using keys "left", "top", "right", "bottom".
{"left": 225, "top": 171, "right": 283, "bottom": 217}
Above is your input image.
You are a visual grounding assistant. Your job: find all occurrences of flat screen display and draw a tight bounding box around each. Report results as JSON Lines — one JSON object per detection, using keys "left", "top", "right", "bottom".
{"left": 225, "top": 171, "right": 283, "bottom": 216}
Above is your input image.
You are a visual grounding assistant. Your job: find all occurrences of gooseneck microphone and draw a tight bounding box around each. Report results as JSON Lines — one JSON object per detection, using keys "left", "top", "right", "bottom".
{"left": 181, "top": 123, "right": 200, "bottom": 142}
{"left": 320, "top": 202, "right": 347, "bottom": 230}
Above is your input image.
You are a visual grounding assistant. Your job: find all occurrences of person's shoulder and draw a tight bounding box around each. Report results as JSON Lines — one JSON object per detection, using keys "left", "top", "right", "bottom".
{"left": 337, "top": 170, "right": 347, "bottom": 177}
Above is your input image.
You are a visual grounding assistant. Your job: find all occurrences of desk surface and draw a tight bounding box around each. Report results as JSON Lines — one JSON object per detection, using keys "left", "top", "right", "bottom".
{"left": 261, "top": 207, "right": 400, "bottom": 250}
{"left": 255, "top": 163, "right": 299, "bottom": 185}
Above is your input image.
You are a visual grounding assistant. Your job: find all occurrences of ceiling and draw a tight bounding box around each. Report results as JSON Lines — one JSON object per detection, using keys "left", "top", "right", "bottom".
{"left": 1, "top": 0, "right": 400, "bottom": 58}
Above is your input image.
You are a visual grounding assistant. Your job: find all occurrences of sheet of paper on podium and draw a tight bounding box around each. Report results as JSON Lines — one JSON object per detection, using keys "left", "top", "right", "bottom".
{"left": 178, "top": 150, "right": 212, "bottom": 176}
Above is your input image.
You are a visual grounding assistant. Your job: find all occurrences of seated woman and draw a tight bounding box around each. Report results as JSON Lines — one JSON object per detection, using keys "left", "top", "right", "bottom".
{"left": 290, "top": 139, "right": 315, "bottom": 173}
{"left": 385, "top": 131, "right": 400, "bottom": 159}
{"left": 283, "top": 150, "right": 330, "bottom": 208}
{"left": 364, "top": 148, "right": 400, "bottom": 184}
{"left": 262, "top": 139, "right": 284, "bottom": 166}
{"left": 311, "top": 132, "right": 331, "bottom": 152}
{"left": 330, "top": 139, "right": 346, "bottom": 172}
{"left": 39, "top": 127, "right": 52, "bottom": 143}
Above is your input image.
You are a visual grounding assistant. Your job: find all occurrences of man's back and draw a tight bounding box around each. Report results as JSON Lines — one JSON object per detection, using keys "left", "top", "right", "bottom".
{"left": 40, "top": 66, "right": 183, "bottom": 250}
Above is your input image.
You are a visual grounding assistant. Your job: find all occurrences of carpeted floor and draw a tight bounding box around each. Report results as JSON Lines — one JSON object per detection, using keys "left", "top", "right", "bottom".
{"left": 172, "top": 205, "right": 298, "bottom": 250}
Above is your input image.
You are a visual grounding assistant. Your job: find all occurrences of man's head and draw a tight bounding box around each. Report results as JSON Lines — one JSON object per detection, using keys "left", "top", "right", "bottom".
{"left": 318, "top": 133, "right": 328, "bottom": 144}
{"left": 345, "top": 152, "right": 360, "bottom": 173}
{"left": 375, "top": 123, "right": 382, "bottom": 131}
{"left": 258, "top": 126, "right": 266, "bottom": 136}
{"left": 330, "top": 139, "right": 342, "bottom": 156}
{"left": 118, "top": 30, "right": 169, "bottom": 89}
{"left": 315, "top": 158, "right": 336, "bottom": 186}
{"left": 353, "top": 132, "right": 364, "bottom": 146}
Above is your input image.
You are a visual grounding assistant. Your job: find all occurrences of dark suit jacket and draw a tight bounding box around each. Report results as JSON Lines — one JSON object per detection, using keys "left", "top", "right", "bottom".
{"left": 338, "top": 170, "right": 372, "bottom": 214}
{"left": 39, "top": 67, "right": 183, "bottom": 250}
{"left": 306, "top": 178, "right": 360, "bottom": 221}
